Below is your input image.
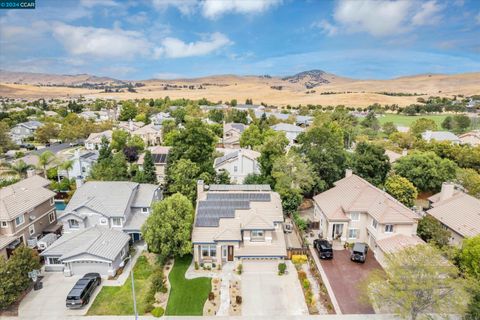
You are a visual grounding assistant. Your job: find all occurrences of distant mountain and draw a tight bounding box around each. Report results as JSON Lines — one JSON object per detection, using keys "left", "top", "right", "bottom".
{"left": 0, "top": 70, "right": 125, "bottom": 86}
{"left": 282, "top": 69, "right": 352, "bottom": 89}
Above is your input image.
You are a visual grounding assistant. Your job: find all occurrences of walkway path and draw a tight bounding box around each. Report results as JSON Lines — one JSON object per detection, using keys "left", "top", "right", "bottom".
{"left": 216, "top": 263, "right": 235, "bottom": 316}
{"left": 103, "top": 242, "right": 146, "bottom": 286}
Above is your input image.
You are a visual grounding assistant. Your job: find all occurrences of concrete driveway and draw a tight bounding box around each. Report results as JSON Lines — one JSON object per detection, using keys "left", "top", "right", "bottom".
{"left": 18, "top": 271, "right": 102, "bottom": 319}
{"left": 241, "top": 260, "right": 309, "bottom": 317}
{"left": 319, "top": 249, "right": 383, "bottom": 314}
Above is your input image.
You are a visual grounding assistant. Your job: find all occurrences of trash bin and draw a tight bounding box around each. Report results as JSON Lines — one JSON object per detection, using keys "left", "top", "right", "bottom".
{"left": 33, "top": 281, "right": 43, "bottom": 290}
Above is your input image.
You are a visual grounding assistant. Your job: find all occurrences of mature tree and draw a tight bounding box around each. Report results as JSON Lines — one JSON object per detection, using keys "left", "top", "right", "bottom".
{"left": 119, "top": 101, "right": 138, "bottom": 121}
{"left": 168, "top": 119, "right": 216, "bottom": 174}
{"left": 60, "top": 160, "right": 74, "bottom": 180}
{"left": 214, "top": 170, "right": 230, "bottom": 184}
{"left": 382, "top": 121, "right": 398, "bottom": 136}
{"left": 123, "top": 146, "right": 139, "bottom": 162}
{"left": 1, "top": 160, "right": 34, "bottom": 179}
{"left": 239, "top": 124, "right": 265, "bottom": 149}
{"left": 98, "top": 136, "right": 112, "bottom": 161}
{"left": 365, "top": 244, "right": 469, "bottom": 320}
{"left": 258, "top": 131, "right": 289, "bottom": 184}
{"left": 141, "top": 193, "right": 194, "bottom": 261}
{"left": 127, "top": 135, "right": 145, "bottom": 151}
{"left": 441, "top": 116, "right": 454, "bottom": 130}
{"left": 230, "top": 99, "right": 237, "bottom": 107}
{"left": 0, "top": 122, "right": 15, "bottom": 154}
{"left": 361, "top": 111, "right": 380, "bottom": 130}
{"left": 167, "top": 159, "right": 201, "bottom": 202}
{"left": 390, "top": 132, "right": 415, "bottom": 149}
{"left": 67, "top": 100, "right": 83, "bottom": 113}
{"left": 296, "top": 123, "right": 347, "bottom": 193}
{"left": 89, "top": 152, "right": 129, "bottom": 181}
{"left": 410, "top": 118, "right": 437, "bottom": 137}
{"left": 226, "top": 109, "right": 248, "bottom": 124}
{"left": 458, "top": 235, "right": 480, "bottom": 279}
{"left": 351, "top": 142, "right": 391, "bottom": 186}
{"left": 272, "top": 152, "right": 315, "bottom": 194}
{"left": 37, "top": 151, "right": 55, "bottom": 178}
{"left": 417, "top": 215, "right": 451, "bottom": 247}
{"left": 384, "top": 174, "right": 418, "bottom": 207}
{"left": 456, "top": 168, "right": 480, "bottom": 198}
{"left": 142, "top": 150, "right": 157, "bottom": 184}
{"left": 394, "top": 151, "right": 457, "bottom": 193}
{"left": 452, "top": 114, "right": 471, "bottom": 133}
{"left": 208, "top": 109, "right": 224, "bottom": 123}
{"left": 35, "top": 122, "right": 60, "bottom": 144}
{"left": 243, "top": 173, "right": 268, "bottom": 184}
{"left": 111, "top": 130, "right": 129, "bottom": 151}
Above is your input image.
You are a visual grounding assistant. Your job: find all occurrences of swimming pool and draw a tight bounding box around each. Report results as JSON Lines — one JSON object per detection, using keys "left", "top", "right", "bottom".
{"left": 54, "top": 201, "right": 66, "bottom": 211}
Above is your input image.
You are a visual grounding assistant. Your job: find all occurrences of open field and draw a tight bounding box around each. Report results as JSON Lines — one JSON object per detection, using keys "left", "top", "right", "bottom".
{"left": 378, "top": 114, "right": 448, "bottom": 127}
{"left": 1, "top": 72, "right": 479, "bottom": 107}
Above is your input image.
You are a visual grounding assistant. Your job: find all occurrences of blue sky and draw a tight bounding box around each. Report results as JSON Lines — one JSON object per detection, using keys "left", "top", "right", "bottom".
{"left": 0, "top": 0, "right": 479, "bottom": 80}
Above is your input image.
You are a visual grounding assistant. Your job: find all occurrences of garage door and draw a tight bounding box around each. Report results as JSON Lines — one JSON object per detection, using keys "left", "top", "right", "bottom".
{"left": 70, "top": 261, "right": 110, "bottom": 276}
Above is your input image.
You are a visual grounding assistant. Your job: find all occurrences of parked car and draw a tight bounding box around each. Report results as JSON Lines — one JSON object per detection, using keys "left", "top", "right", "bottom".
{"left": 313, "top": 239, "right": 333, "bottom": 259}
{"left": 350, "top": 242, "right": 368, "bottom": 263}
{"left": 65, "top": 273, "right": 101, "bottom": 309}
{"left": 20, "top": 143, "right": 36, "bottom": 150}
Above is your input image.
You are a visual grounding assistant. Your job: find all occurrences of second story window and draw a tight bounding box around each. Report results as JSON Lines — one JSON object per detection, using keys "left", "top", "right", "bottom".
{"left": 15, "top": 215, "right": 25, "bottom": 227}
{"left": 1, "top": 221, "right": 7, "bottom": 228}
{"left": 350, "top": 212, "right": 360, "bottom": 221}
{"left": 251, "top": 230, "right": 265, "bottom": 241}
{"left": 142, "top": 208, "right": 149, "bottom": 213}
{"left": 112, "top": 217, "right": 122, "bottom": 227}
{"left": 371, "top": 219, "right": 378, "bottom": 230}
{"left": 68, "top": 219, "right": 79, "bottom": 229}
{"left": 49, "top": 212, "right": 56, "bottom": 223}
{"left": 385, "top": 224, "right": 394, "bottom": 233}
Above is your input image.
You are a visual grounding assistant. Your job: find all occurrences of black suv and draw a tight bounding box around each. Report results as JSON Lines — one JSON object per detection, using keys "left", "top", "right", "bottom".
{"left": 313, "top": 239, "right": 333, "bottom": 259}
{"left": 350, "top": 242, "right": 368, "bottom": 263}
{"left": 66, "top": 273, "right": 101, "bottom": 309}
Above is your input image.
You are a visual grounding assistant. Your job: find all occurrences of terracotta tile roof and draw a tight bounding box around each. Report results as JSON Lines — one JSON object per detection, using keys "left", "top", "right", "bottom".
{"left": 427, "top": 192, "right": 480, "bottom": 238}
{"left": 313, "top": 174, "right": 418, "bottom": 224}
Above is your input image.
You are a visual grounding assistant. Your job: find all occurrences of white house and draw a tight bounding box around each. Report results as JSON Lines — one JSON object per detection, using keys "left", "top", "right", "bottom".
{"left": 271, "top": 123, "right": 305, "bottom": 145}
{"left": 85, "top": 130, "right": 112, "bottom": 150}
{"left": 214, "top": 148, "right": 260, "bottom": 184}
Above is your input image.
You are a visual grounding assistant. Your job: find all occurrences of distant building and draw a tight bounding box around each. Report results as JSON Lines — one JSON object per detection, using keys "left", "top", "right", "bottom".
{"left": 385, "top": 149, "right": 407, "bottom": 164}
{"left": 118, "top": 120, "right": 145, "bottom": 133}
{"left": 132, "top": 123, "right": 162, "bottom": 146}
{"left": 10, "top": 120, "right": 42, "bottom": 144}
{"left": 459, "top": 130, "right": 480, "bottom": 146}
{"left": 58, "top": 150, "right": 99, "bottom": 182}
{"left": 150, "top": 112, "right": 174, "bottom": 125}
{"left": 222, "top": 123, "right": 246, "bottom": 148}
{"left": 137, "top": 146, "right": 170, "bottom": 185}
{"left": 421, "top": 130, "right": 460, "bottom": 144}
{"left": 214, "top": 148, "right": 260, "bottom": 184}
{"left": 271, "top": 123, "right": 305, "bottom": 145}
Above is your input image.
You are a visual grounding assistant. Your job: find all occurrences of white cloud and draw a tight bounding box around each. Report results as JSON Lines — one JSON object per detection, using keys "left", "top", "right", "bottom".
{"left": 52, "top": 23, "right": 150, "bottom": 59}
{"left": 201, "top": 0, "right": 281, "bottom": 19}
{"left": 412, "top": 1, "right": 442, "bottom": 26}
{"left": 312, "top": 20, "right": 338, "bottom": 36}
{"left": 155, "top": 32, "right": 232, "bottom": 58}
{"left": 152, "top": 0, "right": 197, "bottom": 15}
{"left": 318, "top": 0, "right": 444, "bottom": 38}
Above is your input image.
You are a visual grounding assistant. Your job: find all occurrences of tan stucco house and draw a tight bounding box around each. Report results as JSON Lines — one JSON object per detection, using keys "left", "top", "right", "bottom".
{"left": 312, "top": 171, "right": 422, "bottom": 267}
{"left": 192, "top": 182, "right": 287, "bottom": 267}
{"left": 222, "top": 123, "right": 246, "bottom": 148}
{"left": 214, "top": 148, "right": 260, "bottom": 184}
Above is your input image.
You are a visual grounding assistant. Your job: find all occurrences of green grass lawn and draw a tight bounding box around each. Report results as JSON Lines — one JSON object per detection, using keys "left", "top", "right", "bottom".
{"left": 165, "top": 255, "right": 211, "bottom": 316}
{"left": 378, "top": 114, "right": 448, "bottom": 127}
{"left": 87, "top": 255, "right": 152, "bottom": 315}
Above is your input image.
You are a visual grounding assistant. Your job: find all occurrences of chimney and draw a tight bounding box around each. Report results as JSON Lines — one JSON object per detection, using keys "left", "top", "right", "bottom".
{"left": 75, "top": 176, "right": 83, "bottom": 189}
{"left": 345, "top": 169, "right": 353, "bottom": 178}
{"left": 197, "top": 180, "right": 205, "bottom": 200}
{"left": 440, "top": 182, "right": 455, "bottom": 202}
{"left": 26, "top": 168, "right": 36, "bottom": 178}
{"left": 402, "top": 149, "right": 408, "bottom": 157}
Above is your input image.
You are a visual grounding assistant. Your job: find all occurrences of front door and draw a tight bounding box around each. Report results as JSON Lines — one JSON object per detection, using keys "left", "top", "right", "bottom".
{"left": 332, "top": 223, "right": 343, "bottom": 238}
{"left": 227, "top": 246, "right": 234, "bottom": 261}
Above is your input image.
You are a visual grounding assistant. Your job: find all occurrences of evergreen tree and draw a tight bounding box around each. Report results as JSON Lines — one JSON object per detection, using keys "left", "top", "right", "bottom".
{"left": 143, "top": 150, "right": 157, "bottom": 184}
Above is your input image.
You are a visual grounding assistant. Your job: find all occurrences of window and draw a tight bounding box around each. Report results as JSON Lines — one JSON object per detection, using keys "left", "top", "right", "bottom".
{"left": 15, "top": 215, "right": 25, "bottom": 227}
{"left": 349, "top": 212, "right": 360, "bottom": 221}
{"left": 121, "top": 247, "right": 126, "bottom": 257}
{"left": 201, "top": 245, "right": 216, "bottom": 258}
{"left": 111, "top": 217, "right": 122, "bottom": 227}
{"left": 50, "top": 197, "right": 54, "bottom": 205}
{"left": 385, "top": 224, "right": 394, "bottom": 233}
{"left": 48, "top": 257, "right": 61, "bottom": 265}
{"left": 348, "top": 228, "right": 359, "bottom": 239}
{"left": 29, "top": 224, "right": 35, "bottom": 236}
{"left": 1, "top": 221, "right": 7, "bottom": 228}
{"left": 251, "top": 230, "right": 265, "bottom": 241}
{"left": 371, "top": 219, "right": 378, "bottom": 229}
{"left": 68, "top": 219, "right": 79, "bottom": 229}
{"left": 48, "top": 212, "right": 56, "bottom": 223}
{"left": 142, "top": 208, "right": 149, "bottom": 213}
{"left": 99, "top": 218, "right": 108, "bottom": 225}
{"left": 234, "top": 165, "right": 238, "bottom": 172}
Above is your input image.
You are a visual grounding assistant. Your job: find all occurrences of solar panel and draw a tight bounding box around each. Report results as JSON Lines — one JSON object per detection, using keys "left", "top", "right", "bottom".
{"left": 207, "top": 193, "right": 271, "bottom": 202}
{"left": 152, "top": 153, "right": 168, "bottom": 164}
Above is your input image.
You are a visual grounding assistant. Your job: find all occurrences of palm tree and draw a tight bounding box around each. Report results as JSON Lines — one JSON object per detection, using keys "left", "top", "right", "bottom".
{"left": 1, "top": 160, "right": 34, "bottom": 179}
{"left": 60, "top": 159, "right": 74, "bottom": 180}
{"left": 37, "top": 151, "right": 55, "bottom": 178}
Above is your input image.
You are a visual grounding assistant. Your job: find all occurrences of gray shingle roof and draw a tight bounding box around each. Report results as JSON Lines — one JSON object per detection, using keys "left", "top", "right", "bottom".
{"left": 131, "top": 184, "right": 158, "bottom": 208}
{"left": 41, "top": 226, "right": 129, "bottom": 261}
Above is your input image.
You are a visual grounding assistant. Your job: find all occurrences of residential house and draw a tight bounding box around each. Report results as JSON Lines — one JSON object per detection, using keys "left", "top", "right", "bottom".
{"left": 41, "top": 226, "right": 130, "bottom": 277}
{"left": 118, "top": 120, "right": 145, "bottom": 133}
{"left": 10, "top": 120, "right": 42, "bottom": 144}
{"left": 85, "top": 130, "right": 112, "bottom": 150}
{"left": 421, "top": 130, "right": 460, "bottom": 144}
{"left": 222, "top": 123, "right": 246, "bottom": 148}
{"left": 312, "top": 171, "right": 422, "bottom": 267}
{"left": 137, "top": 146, "right": 170, "bottom": 185}
{"left": 214, "top": 148, "right": 260, "bottom": 184}
{"left": 132, "top": 123, "right": 162, "bottom": 146}
{"left": 426, "top": 183, "right": 480, "bottom": 246}
{"left": 150, "top": 112, "right": 174, "bottom": 125}
{"left": 459, "top": 130, "right": 480, "bottom": 146}
{"left": 0, "top": 176, "right": 58, "bottom": 259}
{"left": 192, "top": 182, "right": 287, "bottom": 267}
{"left": 254, "top": 110, "right": 313, "bottom": 126}
{"left": 80, "top": 110, "right": 110, "bottom": 122}
{"left": 58, "top": 150, "right": 99, "bottom": 182}
{"left": 271, "top": 123, "right": 305, "bottom": 145}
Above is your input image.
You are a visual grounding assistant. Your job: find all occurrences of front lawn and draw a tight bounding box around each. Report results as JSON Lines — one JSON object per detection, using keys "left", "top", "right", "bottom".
{"left": 87, "top": 255, "right": 152, "bottom": 315}
{"left": 166, "top": 255, "right": 211, "bottom": 315}
{"left": 378, "top": 114, "right": 448, "bottom": 127}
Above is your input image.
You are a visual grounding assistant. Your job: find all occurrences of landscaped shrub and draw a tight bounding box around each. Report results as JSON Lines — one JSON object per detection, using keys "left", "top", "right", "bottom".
{"left": 150, "top": 266, "right": 165, "bottom": 293}
{"left": 298, "top": 270, "right": 307, "bottom": 281}
{"left": 237, "top": 264, "right": 243, "bottom": 275}
{"left": 144, "top": 303, "right": 154, "bottom": 314}
{"left": 151, "top": 307, "right": 165, "bottom": 317}
{"left": 236, "top": 296, "right": 242, "bottom": 304}
{"left": 208, "top": 291, "right": 215, "bottom": 301}
{"left": 292, "top": 255, "right": 308, "bottom": 266}
{"left": 194, "top": 262, "right": 199, "bottom": 270}
{"left": 303, "top": 279, "right": 310, "bottom": 290}
{"left": 278, "top": 262, "right": 287, "bottom": 275}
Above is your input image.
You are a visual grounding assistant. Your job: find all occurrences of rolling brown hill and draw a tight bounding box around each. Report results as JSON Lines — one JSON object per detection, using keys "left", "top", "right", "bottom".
{"left": 1, "top": 70, "right": 479, "bottom": 107}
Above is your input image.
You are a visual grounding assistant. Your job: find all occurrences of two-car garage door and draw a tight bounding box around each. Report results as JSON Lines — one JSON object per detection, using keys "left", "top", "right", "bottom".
{"left": 69, "top": 260, "right": 110, "bottom": 276}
